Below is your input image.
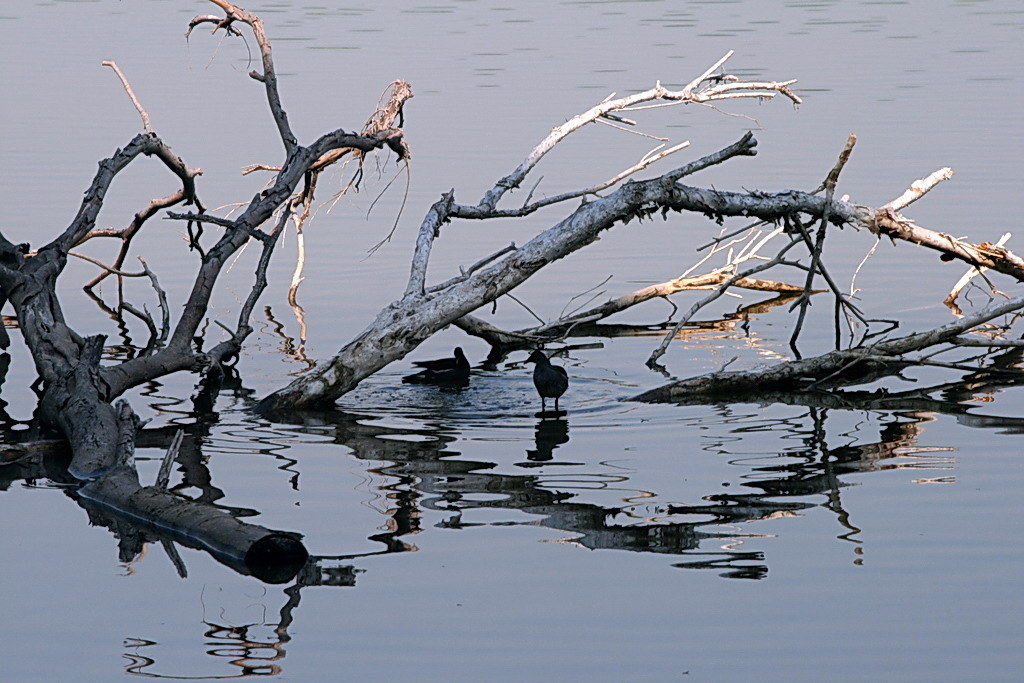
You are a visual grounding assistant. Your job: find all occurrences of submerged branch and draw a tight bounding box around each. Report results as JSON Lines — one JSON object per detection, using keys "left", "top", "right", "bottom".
{"left": 633, "top": 294, "right": 1024, "bottom": 403}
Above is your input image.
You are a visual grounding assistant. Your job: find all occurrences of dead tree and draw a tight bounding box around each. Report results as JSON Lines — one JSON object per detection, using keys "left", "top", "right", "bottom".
{"left": 258, "top": 77, "right": 1024, "bottom": 411}
{"left": 4, "top": 2, "right": 1022, "bottom": 576}
{"left": 629, "top": 159, "right": 1024, "bottom": 403}
{"left": 256, "top": 52, "right": 807, "bottom": 411}
{"left": 0, "top": 0, "right": 409, "bottom": 577}
{"left": 633, "top": 293, "right": 1024, "bottom": 403}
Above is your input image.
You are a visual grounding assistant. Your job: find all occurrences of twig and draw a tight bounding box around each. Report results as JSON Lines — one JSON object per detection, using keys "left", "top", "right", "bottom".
{"left": 506, "top": 293, "right": 546, "bottom": 326}
{"left": 138, "top": 257, "right": 170, "bottom": 343}
{"left": 426, "top": 242, "right": 518, "bottom": 294}
{"left": 789, "top": 134, "right": 858, "bottom": 354}
{"left": 560, "top": 275, "right": 614, "bottom": 319}
{"left": 596, "top": 118, "right": 668, "bottom": 141}
{"left": 121, "top": 301, "right": 158, "bottom": 342}
{"left": 945, "top": 233, "right": 1012, "bottom": 308}
{"left": 70, "top": 251, "right": 146, "bottom": 277}
{"left": 696, "top": 219, "right": 770, "bottom": 252}
{"left": 849, "top": 237, "right": 879, "bottom": 303}
{"left": 155, "top": 429, "right": 184, "bottom": 489}
{"left": 160, "top": 540, "right": 189, "bottom": 579}
{"left": 647, "top": 236, "right": 803, "bottom": 367}
{"left": 191, "top": 0, "right": 298, "bottom": 149}
{"left": 80, "top": 190, "right": 187, "bottom": 290}
{"left": 102, "top": 61, "right": 152, "bottom": 133}
{"left": 883, "top": 167, "right": 955, "bottom": 212}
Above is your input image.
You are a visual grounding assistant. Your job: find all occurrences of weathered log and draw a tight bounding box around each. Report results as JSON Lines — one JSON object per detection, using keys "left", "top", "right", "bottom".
{"left": 632, "top": 293, "right": 1024, "bottom": 403}
{"left": 256, "top": 133, "right": 770, "bottom": 410}
{"left": 0, "top": 1, "right": 374, "bottom": 581}
{"left": 77, "top": 466, "right": 308, "bottom": 583}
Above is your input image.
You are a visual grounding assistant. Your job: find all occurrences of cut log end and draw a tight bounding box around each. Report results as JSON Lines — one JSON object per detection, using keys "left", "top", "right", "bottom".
{"left": 245, "top": 533, "right": 310, "bottom": 584}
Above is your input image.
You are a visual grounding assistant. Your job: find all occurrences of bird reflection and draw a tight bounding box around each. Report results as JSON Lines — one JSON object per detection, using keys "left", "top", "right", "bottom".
{"left": 526, "top": 417, "right": 569, "bottom": 463}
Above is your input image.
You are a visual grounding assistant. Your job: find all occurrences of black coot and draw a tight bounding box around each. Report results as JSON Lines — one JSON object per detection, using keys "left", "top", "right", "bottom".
{"left": 526, "top": 350, "right": 569, "bottom": 411}
{"left": 403, "top": 347, "right": 471, "bottom": 385}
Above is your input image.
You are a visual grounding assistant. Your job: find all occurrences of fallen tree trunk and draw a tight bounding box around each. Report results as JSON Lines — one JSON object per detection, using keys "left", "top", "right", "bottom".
{"left": 7, "top": 1, "right": 1023, "bottom": 583}
{"left": 0, "top": 1, "right": 410, "bottom": 578}
{"left": 258, "top": 56, "right": 1024, "bottom": 410}
{"left": 256, "top": 129, "right": 794, "bottom": 410}
{"left": 77, "top": 466, "right": 308, "bottom": 583}
{"left": 632, "top": 293, "right": 1024, "bottom": 403}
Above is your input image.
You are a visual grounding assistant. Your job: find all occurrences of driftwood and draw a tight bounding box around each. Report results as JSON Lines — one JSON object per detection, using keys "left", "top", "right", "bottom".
{"left": 626, "top": 157, "right": 1024, "bottom": 402}
{"left": 258, "top": 51, "right": 1024, "bottom": 410}
{"left": 77, "top": 465, "right": 307, "bottom": 583}
{"left": 633, "top": 294, "right": 1024, "bottom": 403}
{"left": 256, "top": 59, "right": 805, "bottom": 411}
{"left": 4, "top": 2, "right": 1023, "bottom": 583}
{"left": 0, "top": 1, "right": 409, "bottom": 580}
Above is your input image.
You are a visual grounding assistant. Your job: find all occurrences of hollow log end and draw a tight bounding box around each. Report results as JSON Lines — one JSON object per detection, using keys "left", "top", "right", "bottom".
{"left": 245, "top": 533, "right": 310, "bottom": 584}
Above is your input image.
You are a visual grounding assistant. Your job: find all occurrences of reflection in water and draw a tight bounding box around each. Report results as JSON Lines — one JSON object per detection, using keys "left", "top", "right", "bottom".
{"left": 1, "top": 310, "right": 1020, "bottom": 677}
{"left": 1, "top": 363, "right": 1019, "bottom": 677}
{"left": 2, "top": 316, "right": 1022, "bottom": 677}
{"left": 123, "top": 564, "right": 362, "bottom": 678}
{"left": 524, "top": 416, "right": 570, "bottom": 464}
{"left": 0, "top": 0, "right": 1020, "bottom": 678}
{"left": 262, "top": 406, "right": 963, "bottom": 584}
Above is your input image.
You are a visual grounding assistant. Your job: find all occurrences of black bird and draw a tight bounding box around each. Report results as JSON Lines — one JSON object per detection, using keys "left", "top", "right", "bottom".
{"left": 526, "top": 350, "right": 569, "bottom": 411}
{"left": 403, "top": 347, "right": 471, "bottom": 385}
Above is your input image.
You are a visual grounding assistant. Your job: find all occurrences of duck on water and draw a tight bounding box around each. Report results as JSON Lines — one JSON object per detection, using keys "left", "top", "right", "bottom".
{"left": 403, "top": 347, "right": 471, "bottom": 386}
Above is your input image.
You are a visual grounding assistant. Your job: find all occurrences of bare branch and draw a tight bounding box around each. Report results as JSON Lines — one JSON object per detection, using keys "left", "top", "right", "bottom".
{"left": 945, "top": 232, "right": 1012, "bottom": 308}
{"left": 102, "top": 61, "right": 153, "bottom": 133}
{"left": 193, "top": 0, "right": 298, "bottom": 150}
{"left": 46, "top": 133, "right": 202, "bottom": 256}
{"left": 79, "top": 189, "right": 187, "bottom": 290}
{"left": 456, "top": 52, "right": 797, "bottom": 216}
{"left": 647, "top": 236, "right": 804, "bottom": 367}
{"left": 883, "top": 167, "right": 955, "bottom": 212}
{"left": 405, "top": 191, "right": 455, "bottom": 297}
{"left": 138, "top": 257, "right": 170, "bottom": 344}
{"left": 69, "top": 251, "right": 146, "bottom": 277}
{"left": 634, "top": 293, "right": 1024, "bottom": 403}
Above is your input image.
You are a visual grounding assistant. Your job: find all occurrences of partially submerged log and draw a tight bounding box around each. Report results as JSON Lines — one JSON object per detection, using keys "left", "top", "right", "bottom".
{"left": 256, "top": 128, "right": 792, "bottom": 410}
{"left": 633, "top": 294, "right": 1024, "bottom": 403}
{"left": 258, "top": 58, "right": 1024, "bottom": 409}
{"left": 77, "top": 466, "right": 308, "bottom": 583}
{"left": 0, "top": 1, "right": 411, "bottom": 578}
{"left": 5, "top": 0, "right": 1023, "bottom": 584}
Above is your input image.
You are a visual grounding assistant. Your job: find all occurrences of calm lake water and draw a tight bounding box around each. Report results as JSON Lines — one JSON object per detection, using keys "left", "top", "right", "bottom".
{"left": 2, "top": 1, "right": 1023, "bottom": 681}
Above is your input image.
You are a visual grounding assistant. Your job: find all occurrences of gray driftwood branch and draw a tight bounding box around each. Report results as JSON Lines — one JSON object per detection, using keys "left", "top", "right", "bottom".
{"left": 453, "top": 224, "right": 804, "bottom": 353}
{"left": 632, "top": 293, "right": 1024, "bottom": 403}
{"left": 259, "top": 78, "right": 1024, "bottom": 411}
{"left": 257, "top": 49, "right": 809, "bottom": 411}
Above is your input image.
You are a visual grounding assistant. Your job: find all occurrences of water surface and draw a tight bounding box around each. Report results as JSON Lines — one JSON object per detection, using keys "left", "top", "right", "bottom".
{"left": 1, "top": 1, "right": 1022, "bottom": 681}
